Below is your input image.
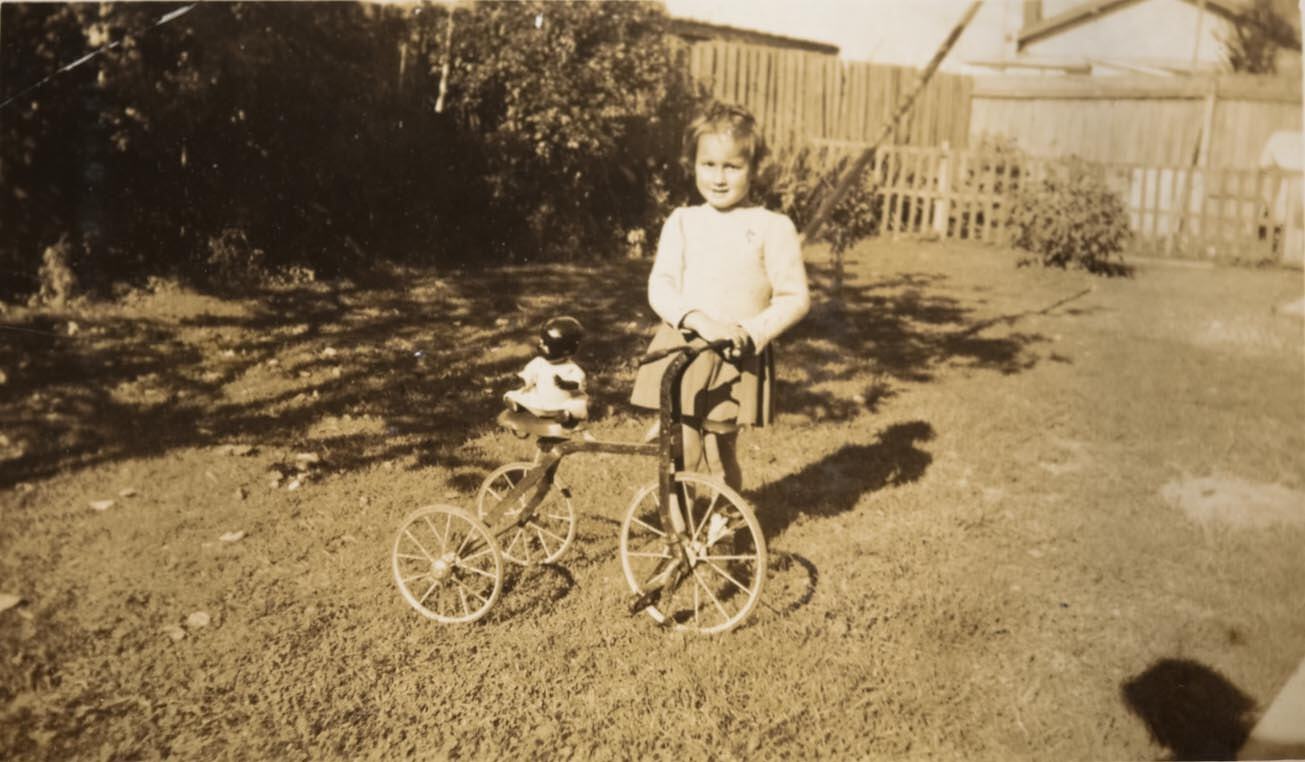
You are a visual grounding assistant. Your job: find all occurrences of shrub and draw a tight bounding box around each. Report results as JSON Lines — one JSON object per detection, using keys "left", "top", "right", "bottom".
{"left": 443, "top": 1, "right": 703, "bottom": 259}
{"left": 758, "top": 146, "right": 880, "bottom": 255}
{"left": 204, "top": 228, "right": 267, "bottom": 291}
{"left": 32, "top": 236, "right": 79, "bottom": 308}
{"left": 1009, "top": 156, "right": 1132, "bottom": 274}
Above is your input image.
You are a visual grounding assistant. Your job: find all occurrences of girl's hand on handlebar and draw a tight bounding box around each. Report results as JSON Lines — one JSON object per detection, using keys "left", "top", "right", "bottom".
{"left": 681, "top": 312, "right": 752, "bottom": 360}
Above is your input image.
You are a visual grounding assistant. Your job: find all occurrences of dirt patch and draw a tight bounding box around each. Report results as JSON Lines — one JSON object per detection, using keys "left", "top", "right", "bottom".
{"left": 1278, "top": 296, "right": 1305, "bottom": 318}
{"left": 1161, "top": 476, "right": 1305, "bottom": 529}
{"left": 1192, "top": 316, "right": 1301, "bottom": 356}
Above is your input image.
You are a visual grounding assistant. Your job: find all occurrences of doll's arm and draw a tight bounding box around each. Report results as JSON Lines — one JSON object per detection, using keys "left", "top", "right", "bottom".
{"left": 554, "top": 364, "right": 585, "bottom": 392}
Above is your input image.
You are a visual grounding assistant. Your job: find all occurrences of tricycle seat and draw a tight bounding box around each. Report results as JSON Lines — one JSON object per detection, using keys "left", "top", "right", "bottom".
{"left": 497, "top": 409, "right": 583, "bottom": 440}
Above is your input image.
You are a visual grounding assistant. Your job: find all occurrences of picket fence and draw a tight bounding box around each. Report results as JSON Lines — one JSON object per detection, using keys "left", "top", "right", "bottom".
{"left": 867, "top": 144, "right": 1304, "bottom": 263}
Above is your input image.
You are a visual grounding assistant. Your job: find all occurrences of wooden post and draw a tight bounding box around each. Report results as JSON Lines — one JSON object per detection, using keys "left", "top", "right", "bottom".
{"left": 1286, "top": 173, "right": 1305, "bottom": 265}
{"left": 1175, "top": 76, "right": 1218, "bottom": 249}
{"left": 934, "top": 141, "right": 952, "bottom": 238}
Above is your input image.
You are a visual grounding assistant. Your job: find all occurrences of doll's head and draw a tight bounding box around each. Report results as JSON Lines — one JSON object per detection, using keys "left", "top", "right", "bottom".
{"left": 539, "top": 316, "right": 583, "bottom": 361}
{"left": 683, "top": 103, "right": 767, "bottom": 210}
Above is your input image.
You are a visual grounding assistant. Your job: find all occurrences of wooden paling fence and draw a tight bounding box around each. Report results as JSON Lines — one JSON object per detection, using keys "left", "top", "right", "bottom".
{"left": 969, "top": 74, "right": 1302, "bottom": 174}
{"left": 872, "top": 145, "right": 1305, "bottom": 264}
{"left": 685, "top": 40, "right": 972, "bottom": 153}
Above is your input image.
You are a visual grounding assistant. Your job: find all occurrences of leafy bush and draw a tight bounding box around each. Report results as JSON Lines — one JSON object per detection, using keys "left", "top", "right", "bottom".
{"left": 1009, "top": 157, "right": 1132, "bottom": 274}
{"left": 32, "top": 236, "right": 79, "bottom": 307}
{"left": 758, "top": 146, "right": 880, "bottom": 254}
{"left": 204, "top": 228, "right": 267, "bottom": 291}
{"left": 435, "top": 1, "right": 704, "bottom": 259}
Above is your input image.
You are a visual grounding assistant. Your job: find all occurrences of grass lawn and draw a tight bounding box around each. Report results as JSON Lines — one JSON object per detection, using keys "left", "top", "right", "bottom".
{"left": 1, "top": 239, "right": 1303, "bottom": 759}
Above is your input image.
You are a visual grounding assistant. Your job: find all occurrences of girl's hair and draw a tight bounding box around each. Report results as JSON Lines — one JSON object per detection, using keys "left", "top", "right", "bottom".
{"left": 682, "top": 102, "right": 768, "bottom": 173}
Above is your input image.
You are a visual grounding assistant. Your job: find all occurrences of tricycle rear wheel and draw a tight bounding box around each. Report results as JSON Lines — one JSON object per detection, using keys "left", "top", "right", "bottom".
{"left": 392, "top": 505, "right": 503, "bottom": 623}
{"left": 476, "top": 462, "right": 577, "bottom": 566}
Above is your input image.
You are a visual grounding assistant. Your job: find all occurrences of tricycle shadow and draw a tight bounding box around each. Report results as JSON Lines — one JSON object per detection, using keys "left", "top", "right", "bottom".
{"left": 488, "top": 563, "right": 578, "bottom": 622}
{"left": 752, "top": 551, "right": 819, "bottom": 623}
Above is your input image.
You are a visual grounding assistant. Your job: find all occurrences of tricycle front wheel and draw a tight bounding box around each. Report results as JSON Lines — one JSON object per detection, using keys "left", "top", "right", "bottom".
{"left": 619, "top": 472, "right": 766, "bottom": 635}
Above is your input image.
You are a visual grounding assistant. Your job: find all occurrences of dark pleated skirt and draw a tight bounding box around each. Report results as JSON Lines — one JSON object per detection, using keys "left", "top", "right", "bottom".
{"left": 629, "top": 323, "right": 774, "bottom": 427}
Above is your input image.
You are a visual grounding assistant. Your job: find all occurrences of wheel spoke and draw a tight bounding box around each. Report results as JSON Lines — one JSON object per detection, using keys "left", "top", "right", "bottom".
{"left": 632, "top": 515, "right": 665, "bottom": 538}
{"left": 459, "top": 546, "right": 494, "bottom": 564}
{"left": 402, "top": 528, "right": 437, "bottom": 563}
{"left": 522, "top": 526, "right": 541, "bottom": 562}
{"left": 421, "top": 515, "right": 447, "bottom": 551}
{"left": 691, "top": 564, "right": 732, "bottom": 621}
{"left": 533, "top": 524, "right": 554, "bottom": 558}
{"left": 692, "top": 491, "right": 723, "bottom": 542}
{"left": 703, "top": 559, "right": 751, "bottom": 595}
{"left": 454, "top": 524, "right": 474, "bottom": 557}
{"left": 400, "top": 571, "right": 432, "bottom": 585}
{"left": 626, "top": 549, "right": 673, "bottom": 559}
{"left": 527, "top": 520, "right": 568, "bottom": 545}
{"left": 700, "top": 553, "right": 755, "bottom": 562}
{"left": 505, "top": 528, "right": 524, "bottom": 559}
{"left": 395, "top": 552, "right": 430, "bottom": 562}
{"left": 452, "top": 576, "right": 489, "bottom": 605}
{"left": 417, "top": 578, "right": 441, "bottom": 606}
{"left": 456, "top": 562, "right": 498, "bottom": 580}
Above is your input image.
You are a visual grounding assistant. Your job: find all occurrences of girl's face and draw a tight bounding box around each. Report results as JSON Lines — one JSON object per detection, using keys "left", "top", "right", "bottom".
{"left": 694, "top": 132, "right": 752, "bottom": 211}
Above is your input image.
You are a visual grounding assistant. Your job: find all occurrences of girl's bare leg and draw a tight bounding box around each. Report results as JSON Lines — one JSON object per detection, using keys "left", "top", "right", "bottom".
{"left": 703, "top": 430, "right": 743, "bottom": 493}
{"left": 667, "top": 424, "right": 708, "bottom": 534}
{"left": 679, "top": 423, "right": 706, "bottom": 472}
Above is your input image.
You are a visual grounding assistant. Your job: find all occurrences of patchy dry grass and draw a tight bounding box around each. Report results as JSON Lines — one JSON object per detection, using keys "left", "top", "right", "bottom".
{"left": 1, "top": 241, "right": 1302, "bottom": 759}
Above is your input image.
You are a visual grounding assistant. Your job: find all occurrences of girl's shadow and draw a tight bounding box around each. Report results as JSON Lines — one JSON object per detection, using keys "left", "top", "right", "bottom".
{"left": 751, "top": 420, "right": 935, "bottom": 539}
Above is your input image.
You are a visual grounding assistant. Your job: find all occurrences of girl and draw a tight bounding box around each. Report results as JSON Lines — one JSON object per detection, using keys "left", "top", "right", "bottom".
{"left": 630, "top": 103, "right": 809, "bottom": 493}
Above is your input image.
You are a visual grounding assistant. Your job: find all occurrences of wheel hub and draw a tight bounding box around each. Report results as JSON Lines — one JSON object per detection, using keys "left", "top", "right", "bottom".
{"left": 431, "top": 553, "right": 457, "bottom": 579}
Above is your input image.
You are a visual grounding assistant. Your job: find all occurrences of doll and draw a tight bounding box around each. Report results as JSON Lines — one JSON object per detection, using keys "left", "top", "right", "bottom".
{"left": 503, "top": 316, "right": 589, "bottom": 423}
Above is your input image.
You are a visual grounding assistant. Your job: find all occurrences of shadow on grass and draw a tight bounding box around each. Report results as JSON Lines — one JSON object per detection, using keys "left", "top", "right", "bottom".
{"left": 1, "top": 251, "right": 1039, "bottom": 490}
{"left": 753, "top": 420, "right": 935, "bottom": 539}
{"left": 491, "top": 562, "right": 576, "bottom": 622}
{"left": 766, "top": 551, "right": 818, "bottom": 617}
{"left": 1122, "top": 657, "right": 1257, "bottom": 761}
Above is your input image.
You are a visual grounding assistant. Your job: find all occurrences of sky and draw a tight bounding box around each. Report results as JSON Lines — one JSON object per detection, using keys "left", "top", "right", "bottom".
{"left": 661, "top": 0, "right": 1018, "bottom": 70}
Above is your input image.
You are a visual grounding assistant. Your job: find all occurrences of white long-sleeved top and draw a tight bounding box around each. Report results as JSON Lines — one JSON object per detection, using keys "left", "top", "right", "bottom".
{"left": 647, "top": 204, "right": 810, "bottom": 352}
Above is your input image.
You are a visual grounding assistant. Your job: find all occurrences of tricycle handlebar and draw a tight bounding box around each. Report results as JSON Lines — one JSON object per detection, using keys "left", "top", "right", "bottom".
{"left": 637, "top": 337, "right": 734, "bottom": 367}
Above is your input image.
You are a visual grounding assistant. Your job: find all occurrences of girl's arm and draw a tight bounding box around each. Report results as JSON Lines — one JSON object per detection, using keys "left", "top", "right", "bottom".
{"left": 647, "top": 209, "right": 692, "bottom": 328}
{"left": 739, "top": 214, "right": 810, "bottom": 352}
